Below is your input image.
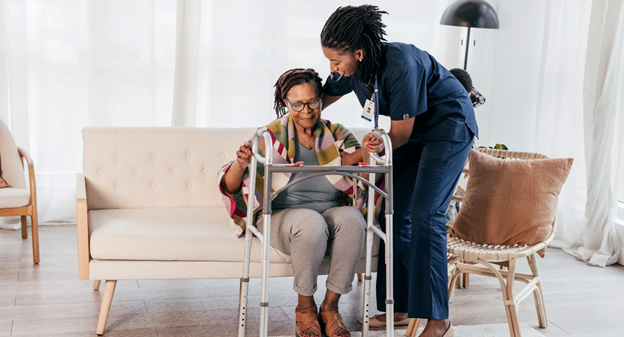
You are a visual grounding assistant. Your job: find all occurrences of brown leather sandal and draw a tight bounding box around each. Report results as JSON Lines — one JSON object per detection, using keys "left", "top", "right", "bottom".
{"left": 295, "top": 308, "right": 321, "bottom": 337}
{"left": 319, "top": 311, "right": 350, "bottom": 337}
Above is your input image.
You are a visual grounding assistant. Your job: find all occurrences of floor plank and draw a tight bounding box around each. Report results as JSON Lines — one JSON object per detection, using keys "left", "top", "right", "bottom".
{"left": 0, "top": 225, "right": 623, "bottom": 336}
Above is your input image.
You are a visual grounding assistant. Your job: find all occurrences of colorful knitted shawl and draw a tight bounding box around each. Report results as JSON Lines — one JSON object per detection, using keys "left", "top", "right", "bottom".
{"left": 218, "top": 113, "right": 377, "bottom": 237}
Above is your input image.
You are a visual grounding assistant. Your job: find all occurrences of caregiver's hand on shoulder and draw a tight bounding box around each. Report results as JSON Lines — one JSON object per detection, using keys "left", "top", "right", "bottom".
{"left": 362, "top": 131, "right": 384, "bottom": 154}
{"left": 236, "top": 140, "right": 252, "bottom": 169}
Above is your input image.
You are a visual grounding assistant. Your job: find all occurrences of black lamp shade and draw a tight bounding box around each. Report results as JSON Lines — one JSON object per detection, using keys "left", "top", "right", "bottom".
{"left": 440, "top": 0, "right": 500, "bottom": 29}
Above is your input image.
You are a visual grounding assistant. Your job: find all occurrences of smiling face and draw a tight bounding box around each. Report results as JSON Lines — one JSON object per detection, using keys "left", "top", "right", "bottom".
{"left": 285, "top": 82, "right": 321, "bottom": 130}
{"left": 322, "top": 47, "right": 364, "bottom": 78}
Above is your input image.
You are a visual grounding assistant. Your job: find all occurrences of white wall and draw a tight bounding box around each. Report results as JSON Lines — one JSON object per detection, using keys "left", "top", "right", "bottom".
{"left": 463, "top": 0, "right": 546, "bottom": 151}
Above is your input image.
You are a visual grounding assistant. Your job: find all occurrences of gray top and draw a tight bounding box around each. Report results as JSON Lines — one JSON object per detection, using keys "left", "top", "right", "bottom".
{"left": 272, "top": 141, "right": 341, "bottom": 213}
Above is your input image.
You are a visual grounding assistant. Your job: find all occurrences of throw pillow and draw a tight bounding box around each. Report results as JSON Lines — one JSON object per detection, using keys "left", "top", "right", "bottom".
{"left": 449, "top": 150, "right": 573, "bottom": 257}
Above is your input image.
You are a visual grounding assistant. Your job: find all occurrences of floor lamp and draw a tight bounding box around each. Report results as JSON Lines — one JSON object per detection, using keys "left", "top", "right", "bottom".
{"left": 440, "top": 0, "right": 500, "bottom": 70}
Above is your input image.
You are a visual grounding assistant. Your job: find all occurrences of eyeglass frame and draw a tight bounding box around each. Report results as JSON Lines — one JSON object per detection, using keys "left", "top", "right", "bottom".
{"left": 286, "top": 97, "right": 322, "bottom": 112}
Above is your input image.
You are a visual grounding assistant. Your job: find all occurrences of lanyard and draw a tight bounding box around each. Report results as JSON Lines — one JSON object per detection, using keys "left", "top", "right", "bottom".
{"left": 373, "top": 74, "right": 379, "bottom": 128}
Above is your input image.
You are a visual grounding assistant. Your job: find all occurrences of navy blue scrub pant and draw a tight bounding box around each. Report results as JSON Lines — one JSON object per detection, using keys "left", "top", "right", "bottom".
{"left": 376, "top": 138, "right": 473, "bottom": 319}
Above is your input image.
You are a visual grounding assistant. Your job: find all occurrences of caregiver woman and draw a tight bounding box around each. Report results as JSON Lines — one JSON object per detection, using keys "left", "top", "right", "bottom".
{"left": 320, "top": 5, "right": 478, "bottom": 337}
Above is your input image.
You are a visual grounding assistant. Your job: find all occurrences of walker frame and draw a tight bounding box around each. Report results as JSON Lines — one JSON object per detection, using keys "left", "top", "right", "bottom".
{"left": 237, "top": 128, "right": 395, "bottom": 337}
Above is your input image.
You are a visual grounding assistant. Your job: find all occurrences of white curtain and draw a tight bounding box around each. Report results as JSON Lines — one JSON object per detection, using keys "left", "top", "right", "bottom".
{"left": 0, "top": 0, "right": 458, "bottom": 222}
{"left": 479, "top": 0, "right": 624, "bottom": 266}
{"left": 531, "top": 0, "right": 592, "bottom": 253}
{"left": 1, "top": 0, "right": 177, "bottom": 222}
{"left": 573, "top": 0, "right": 624, "bottom": 266}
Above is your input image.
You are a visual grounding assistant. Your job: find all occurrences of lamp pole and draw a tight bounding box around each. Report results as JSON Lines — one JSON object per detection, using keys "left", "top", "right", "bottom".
{"left": 440, "top": 0, "right": 500, "bottom": 71}
{"left": 463, "top": 27, "right": 471, "bottom": 70}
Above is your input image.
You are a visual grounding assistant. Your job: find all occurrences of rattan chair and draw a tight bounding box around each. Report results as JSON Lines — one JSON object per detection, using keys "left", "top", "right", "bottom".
{"left": 405, "top": 149, "right": 552, "bottom": 337}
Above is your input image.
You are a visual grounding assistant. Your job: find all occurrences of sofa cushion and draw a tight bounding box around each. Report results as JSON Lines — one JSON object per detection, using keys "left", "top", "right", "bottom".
{"left": 0, "top": 188, "right": 30, "bottom": 208}
{"left": 90, "top": 208, "right": 303, "bottom": 262}
{"left": 90, "top": 207, "right": 379, "bottom": 263}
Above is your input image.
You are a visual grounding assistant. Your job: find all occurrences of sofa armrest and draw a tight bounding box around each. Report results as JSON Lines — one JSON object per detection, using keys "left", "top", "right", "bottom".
{"left": 76, "top": 173, "right": 90, "bottom": 280}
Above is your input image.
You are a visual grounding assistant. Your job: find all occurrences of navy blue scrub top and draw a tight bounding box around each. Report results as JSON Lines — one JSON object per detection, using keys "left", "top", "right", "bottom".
{"left": 323, "top": 42, "right": 478, "bottom": 142}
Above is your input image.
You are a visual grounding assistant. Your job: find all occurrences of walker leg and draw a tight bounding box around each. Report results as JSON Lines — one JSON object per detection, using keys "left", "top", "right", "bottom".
{"left": 238, "top": 240, "right": 252, "bottom": 337}
{"left": 362, "top": 168, "right": 377, "bottom": 337}
{"left": 384, "top": 159, "right": 395, "bottom": 337}
{"left": 385, "top": 213, "right": 394, "bottom": 337}
{"left": 239, "top": 141, "right": 258, "bottom": 337}
{"left": 259, "top": 163, "right": 273, "bottom": 337}
{"left": 362, "top": 227, "right": 374, "bottom": 337}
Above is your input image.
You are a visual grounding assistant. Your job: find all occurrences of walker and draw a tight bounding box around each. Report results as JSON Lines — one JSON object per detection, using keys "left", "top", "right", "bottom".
{"left": 237, "top": 128, "right": 395, "bottom": 337}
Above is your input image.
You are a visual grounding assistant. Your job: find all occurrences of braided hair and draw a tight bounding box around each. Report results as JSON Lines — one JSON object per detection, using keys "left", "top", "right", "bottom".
{"left": 321, "top": 5, "right": 388, "bottom": 84}
{"left": 273, "top": 68, "right": 323, "bottom": 117}
{"left": 449, "top": 68, "right": 473, "bottom": 92}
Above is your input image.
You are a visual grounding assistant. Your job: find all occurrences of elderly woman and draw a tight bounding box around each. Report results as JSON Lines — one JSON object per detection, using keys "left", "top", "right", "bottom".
{"left": 219, "top": 68, "right": 377, "bottom": 337}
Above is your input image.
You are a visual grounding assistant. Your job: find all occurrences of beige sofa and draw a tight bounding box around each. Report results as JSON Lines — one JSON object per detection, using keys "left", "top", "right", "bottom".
{"left": 76, "top": 127, "right": 378, "bottom": 335}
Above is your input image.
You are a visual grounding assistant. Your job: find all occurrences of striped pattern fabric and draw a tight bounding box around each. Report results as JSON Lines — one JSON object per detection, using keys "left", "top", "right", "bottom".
{"left": 218, "top": 113, "right": 373, "bottom": 236}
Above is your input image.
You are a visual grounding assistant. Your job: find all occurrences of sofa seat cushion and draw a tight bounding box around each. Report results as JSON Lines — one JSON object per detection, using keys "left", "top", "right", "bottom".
{"left": 0, "top": 188, "right": 30, "bottom": 208}
{"left": 90, "top": 208, "right": 296, "bottom": 263}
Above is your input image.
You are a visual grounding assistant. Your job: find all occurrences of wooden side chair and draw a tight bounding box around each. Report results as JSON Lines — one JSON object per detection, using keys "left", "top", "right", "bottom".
{"left": 405, "top": 149, "right": 553, "bottom": 337}
{"left": 0, "top": 118, "right": 40, "bottom": 264}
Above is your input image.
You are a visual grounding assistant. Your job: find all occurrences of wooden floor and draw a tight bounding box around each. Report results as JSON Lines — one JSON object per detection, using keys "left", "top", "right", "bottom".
{"left": 1, "top": 225, "right": 623, "bottom": 337}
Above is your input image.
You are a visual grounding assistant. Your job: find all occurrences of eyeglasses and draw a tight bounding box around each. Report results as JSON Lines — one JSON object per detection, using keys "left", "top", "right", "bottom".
{"left": 286, "top": 98, "right": 321, "bottom": 112}
{"left": 330, "top": 71, "right": 344, "bottom": 82}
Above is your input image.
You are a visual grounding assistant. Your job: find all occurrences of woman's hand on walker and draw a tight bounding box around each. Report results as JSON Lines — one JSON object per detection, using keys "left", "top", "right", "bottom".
{"left": 362, "top": 131, "right": 384, "bottom": 154}
{"left": 236, "top": 140, "right": 252, "bottom": 169}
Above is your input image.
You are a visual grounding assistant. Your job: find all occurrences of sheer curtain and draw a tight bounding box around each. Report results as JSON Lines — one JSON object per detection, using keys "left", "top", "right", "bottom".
{"left": 481, "top": 0, "right": 624, "bottom": 266}
{"left": 0, "top": 0, "right": 456, "bottom": 222}
{"left": 574, "top": 0, "right": 624, "bottom": 266}
{"left": 1, "top": 0, "right": 176, "bottom": 223}
{"left": 532, "top": 0, "right": 592, "bottom": 254}
{"left": 533, "top": 0, "right": 624, "bottom": 267}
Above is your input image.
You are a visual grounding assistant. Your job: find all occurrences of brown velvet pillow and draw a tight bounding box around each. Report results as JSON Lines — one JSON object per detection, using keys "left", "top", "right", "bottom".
{"left": 449, "top": 150, "right": 572, "bottom": 257}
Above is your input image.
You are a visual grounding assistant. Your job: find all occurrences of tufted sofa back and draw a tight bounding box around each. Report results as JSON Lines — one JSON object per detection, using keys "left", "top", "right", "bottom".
{"left": 83, "top": 127, "right": 371, "bottom": 210}
{"left": 83, "top": 127, "right": 258, "bottom": 210}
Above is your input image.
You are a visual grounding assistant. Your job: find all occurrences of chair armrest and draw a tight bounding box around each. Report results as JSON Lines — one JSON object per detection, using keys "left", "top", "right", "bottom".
{"left": 17, "top": 147, "right": 37, "bottom": 206}
{"left": 451, "top": 185, "right": 465, "bottom": 203}
{"left": 17, "top": 147, "right": 34, "bottom": 169}
{"left": 76, "top": 173, "right": 90, "bottom": 280}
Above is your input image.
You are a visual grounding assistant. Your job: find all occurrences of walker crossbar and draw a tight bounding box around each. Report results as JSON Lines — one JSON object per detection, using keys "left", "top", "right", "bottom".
{"left": 272, "top": 171, "right": 388, "bottom": 200}
{"left": 238, "top": 127, "right": 394, "bottom": 337}
{"left": 271, "top": 165, "right": 389, "bottom": 174}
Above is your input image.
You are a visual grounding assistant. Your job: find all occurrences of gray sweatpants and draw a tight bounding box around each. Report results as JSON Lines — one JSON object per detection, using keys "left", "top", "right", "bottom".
{"left": 256, "top": 206, "right": 366, "bottom": 296}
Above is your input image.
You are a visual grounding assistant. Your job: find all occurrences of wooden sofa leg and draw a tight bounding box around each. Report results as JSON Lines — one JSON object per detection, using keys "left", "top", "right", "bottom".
{"left": 21, "top": 216, "right": 28, "bottom": 239}
{"left": 30, "top": 213, "right": 40, "bottom": 264}
{"left": 97, "top": 280, "right": 117, "bottom": 336}
{"left": 357, "top": 273, "right": 363, "bottom": 282}
{"left": 94, "top": 280, "right": 102, "bottom": 291}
